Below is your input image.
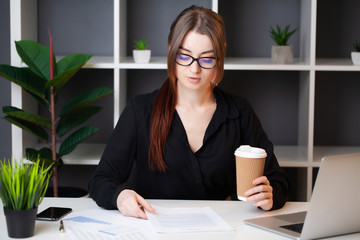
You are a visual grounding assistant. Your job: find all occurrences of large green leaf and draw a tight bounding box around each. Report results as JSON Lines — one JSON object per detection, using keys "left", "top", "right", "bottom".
{"left": 25, "top": 89, "right": 50, "bottom": 108}
{"left": 60, "top": 87, "right": 113, "bottom": 116}
{"left": 2, "top": 106, "right": 21, "bottom": 113}
{"left": 0, "top": 65, "right": 46, "bottom": 99}
{"left": 58, "top": 126, "right": 98, "bottom": 156}
{"left": 26, "top": 147, "right": 61, "bottom": 169}
{"left": 57, "top": 53, "right": 92, "bottom": 75}
{"left": 56, "top": 106, "right": 102, "bottom": 137}
{"left": 4, "top": 116, "right": 48, "bottom": 142}
{"left": 46, "top": 54, "right": 92, "bottom": 91}
{"left": 3, "top": 106, "right": 51, "bottom": 128}
{"left": 15, "top": 40, "right": 57, "bottom": 80}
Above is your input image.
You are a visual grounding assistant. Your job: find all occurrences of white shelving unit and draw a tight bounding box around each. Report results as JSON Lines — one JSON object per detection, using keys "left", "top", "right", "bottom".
{"left": 9, "top": 0, "right": 360, "bottom": 201}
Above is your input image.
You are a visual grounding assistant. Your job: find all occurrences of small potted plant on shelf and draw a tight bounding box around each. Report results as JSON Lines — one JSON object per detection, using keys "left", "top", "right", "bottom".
{"left": 269, "top": 24, "right": 298, "bottom": 64}
{"left": 351, "top": 40, "right": 360, "bottom": 65}
{"left": 0, "top": 31, "right": 113, "bottom": 198}
{"left": 0, "top": 158, "right": 52, "bottom": 238}
{"left": 133, "top": 40, "right": 151, "bottom": 63}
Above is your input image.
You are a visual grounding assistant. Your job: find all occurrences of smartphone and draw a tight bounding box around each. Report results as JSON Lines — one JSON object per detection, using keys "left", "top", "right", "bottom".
{"left": 36, "top": 207, "right": 72, "bottom": 221}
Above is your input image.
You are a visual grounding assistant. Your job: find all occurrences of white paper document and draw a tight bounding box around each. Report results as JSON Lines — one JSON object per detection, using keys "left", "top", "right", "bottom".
{"left": 146, "top": 205, "right": 234, "bottom": 233}
{"left": 63, "top": 208, "right": 157, "bottom": 240}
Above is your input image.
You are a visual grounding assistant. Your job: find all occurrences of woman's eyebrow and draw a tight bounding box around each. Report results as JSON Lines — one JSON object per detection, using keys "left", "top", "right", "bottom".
{"left": 179, "top": 46, "right": 214, "bottom": 54}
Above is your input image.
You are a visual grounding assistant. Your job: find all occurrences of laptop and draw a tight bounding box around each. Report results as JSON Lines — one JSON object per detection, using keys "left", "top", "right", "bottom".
{"left": 244, "top": 153, "right": 360, "bottom": 240}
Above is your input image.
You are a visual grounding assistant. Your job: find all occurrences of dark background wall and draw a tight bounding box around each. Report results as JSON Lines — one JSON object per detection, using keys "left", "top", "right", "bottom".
{"left": 0, "top": 0, "right": 11, "bottom": 160}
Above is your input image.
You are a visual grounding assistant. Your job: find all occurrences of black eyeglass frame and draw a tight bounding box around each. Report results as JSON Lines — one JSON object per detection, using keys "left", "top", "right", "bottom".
{"left": 175, "top": 53, "right": 217, "bottom": 69}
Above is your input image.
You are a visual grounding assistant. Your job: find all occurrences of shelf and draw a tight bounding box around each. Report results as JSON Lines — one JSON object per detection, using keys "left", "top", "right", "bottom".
{"left": 275, "top": 145, "right": 310, "bottom": 167}
{"left": 119, "top": 56, "right": 167, "bottom": 69}
{"left": 88, "top": 56, "right": 360, "bottom": 71}
{"left": 28, "top": 143, "right": 105, "bottom": 165}
{"left": 25, "top": 144, "right": 360, "bottom": 169}
{"left": 61, "top": 144, "right": 360, "bottom": 167}
{"left": 118, "top": 57, "right": 311, "bottom": 71}
{"left": 313, "top": 146, "right": 360, "bottom": 164}
{"left": 84, "top": 56, "right": 114, "bottom": 69}
{"left": 52, "top": 55, "right": 115, "bottom": 69}
{"left": 31, "top": 144, "right": 320, "bottom": 167}
{"left": 62, "top": 143, "right": 105, "bottom": 165}
{"left": 315, "top": 58, "right": 360, "bottom": 71}
{"left": 224, "top": 58, "right": 310, "bottom": 71}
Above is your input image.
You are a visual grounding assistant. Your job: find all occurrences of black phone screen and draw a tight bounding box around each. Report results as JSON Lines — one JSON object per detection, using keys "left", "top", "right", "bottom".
{"left": 36, "top": 207, "right": 72, "bottom": 221}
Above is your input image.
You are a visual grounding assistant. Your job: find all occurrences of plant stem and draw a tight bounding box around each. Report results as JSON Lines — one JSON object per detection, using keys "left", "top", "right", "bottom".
{"left": 48, "top": 29, "right": 58, "bottom": 197}
{"left": 50, "top": 86, "right": 58, "bottom": 197}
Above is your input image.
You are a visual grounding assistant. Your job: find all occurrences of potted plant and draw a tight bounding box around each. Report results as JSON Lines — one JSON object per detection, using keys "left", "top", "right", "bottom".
{"left": 0, "top": 158, "right": 52, "bottom": 238}
{"left": 0, "top": 32, "right": 113, "bottom": 197}
{"left": 133, "top": 40, "right": 151, "bottom": 63}
{"left": 269, "top": 24, "right": 298, "bottom": 64}
{"left": 351, "top": 40, "right": 360, "bottom": 65}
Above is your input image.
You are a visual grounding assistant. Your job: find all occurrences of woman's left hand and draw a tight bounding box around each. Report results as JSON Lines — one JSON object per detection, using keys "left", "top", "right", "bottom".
{"left": 244, "top": 176, "right": 273, "bottom": 211}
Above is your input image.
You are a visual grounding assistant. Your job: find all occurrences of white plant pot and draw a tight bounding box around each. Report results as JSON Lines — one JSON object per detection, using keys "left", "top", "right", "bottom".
{"left": 271, "top": 45, "right": 294, "bottom": 64}
{"left": 351, "top": 52, "right": 360, "bottom": 65}
{"left": 133, "top": 49, "right": 151, "bottom": 63}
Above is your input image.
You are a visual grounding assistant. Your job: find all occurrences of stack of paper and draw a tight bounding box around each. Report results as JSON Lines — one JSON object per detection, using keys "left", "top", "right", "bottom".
{"left": 63, "top": 205, "right": 233, "bottom": 239}
{"left": 146, "top": 205, "right": 234, "bottom": 233}
{"left": 63, "top": 209, "right": 156, "bottom": 240}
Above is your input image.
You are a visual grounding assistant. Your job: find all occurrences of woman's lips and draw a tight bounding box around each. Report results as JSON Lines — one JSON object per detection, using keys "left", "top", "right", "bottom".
{"left": 188, "top": 77, "right": 200, "bottom": 83}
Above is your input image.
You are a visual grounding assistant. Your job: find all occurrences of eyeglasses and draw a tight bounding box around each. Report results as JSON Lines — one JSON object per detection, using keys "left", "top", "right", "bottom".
{"left": 175, "top": 53, "right": 217, "bottom": 69}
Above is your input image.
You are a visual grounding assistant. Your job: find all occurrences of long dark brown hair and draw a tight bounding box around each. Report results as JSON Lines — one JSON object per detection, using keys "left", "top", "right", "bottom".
{"left": 148, "top": 5, "right": 226, "bottom": 171}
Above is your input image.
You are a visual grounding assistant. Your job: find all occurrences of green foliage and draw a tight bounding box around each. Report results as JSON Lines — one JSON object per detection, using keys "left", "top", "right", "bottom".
{"left": 0, "top": 40, "right": 113, "bottom": 169}
{"left": 134, "top": 40, "right": 149, "bottom": 50}
{"left": 269, "top": 25, "right": 298, "bottom": 46}
{"left": 353, "top": 40, "right": 360, "bottom": 52}
{"left": 0, "top": 158, "right": 52, "bottom": 210}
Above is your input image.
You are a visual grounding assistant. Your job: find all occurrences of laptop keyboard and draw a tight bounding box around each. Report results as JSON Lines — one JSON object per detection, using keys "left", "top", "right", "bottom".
{"left": 280, "top": 223, "right": 304, "bottom": 233}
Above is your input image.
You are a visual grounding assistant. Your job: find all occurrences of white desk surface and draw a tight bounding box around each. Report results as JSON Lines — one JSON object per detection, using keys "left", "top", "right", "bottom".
{"left": 1, "top": 198, "right": 359, "bottom": 240}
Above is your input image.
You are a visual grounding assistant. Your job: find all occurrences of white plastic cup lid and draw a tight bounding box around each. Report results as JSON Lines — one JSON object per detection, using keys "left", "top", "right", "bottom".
{"left": 234, "top": 145, "right": 267, "bottom": 158}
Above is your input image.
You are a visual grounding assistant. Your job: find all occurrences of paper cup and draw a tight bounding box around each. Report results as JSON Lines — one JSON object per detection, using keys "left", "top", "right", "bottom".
{"left": 235, "top": 145, "right": 267, "bottom": 201}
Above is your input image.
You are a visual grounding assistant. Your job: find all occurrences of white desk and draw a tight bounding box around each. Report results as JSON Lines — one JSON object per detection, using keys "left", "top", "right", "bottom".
{"left": 1, "top": 198, "right": 359, "bottom": 240}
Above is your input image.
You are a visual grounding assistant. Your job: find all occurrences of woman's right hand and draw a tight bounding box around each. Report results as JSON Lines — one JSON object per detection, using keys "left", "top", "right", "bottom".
{"left": 116, "top": 189, "right": 155, "bottom": 219}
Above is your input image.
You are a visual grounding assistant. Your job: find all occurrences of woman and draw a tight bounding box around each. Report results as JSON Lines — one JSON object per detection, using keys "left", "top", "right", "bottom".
{"left": 88, "top": 5, "right": 289, "bottom": 219}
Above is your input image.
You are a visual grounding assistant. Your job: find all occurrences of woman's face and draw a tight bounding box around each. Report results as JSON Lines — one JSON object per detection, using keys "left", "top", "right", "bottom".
{"left": 175, "top": 31, "right": 217, "bottom": 92}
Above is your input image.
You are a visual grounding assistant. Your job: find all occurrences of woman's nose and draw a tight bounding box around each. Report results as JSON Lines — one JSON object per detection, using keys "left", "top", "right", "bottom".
{"left": 189, "top": 60, "right": 201, "bottom": 73}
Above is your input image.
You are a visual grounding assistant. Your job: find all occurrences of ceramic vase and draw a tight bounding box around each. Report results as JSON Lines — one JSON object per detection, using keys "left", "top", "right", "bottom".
{"left": 271, "top": 45, "right": 294, "bottom": 64}
{"left": 133, "top": 49, "right": 151, "bottom": 63}
{"left": 351, "top": 52, "right": 360, "bottom": 65}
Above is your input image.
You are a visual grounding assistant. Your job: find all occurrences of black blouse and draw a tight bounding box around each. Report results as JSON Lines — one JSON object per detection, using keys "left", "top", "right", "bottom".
{"left": 88, "top": 87, "right": 289, "bottom": 210}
